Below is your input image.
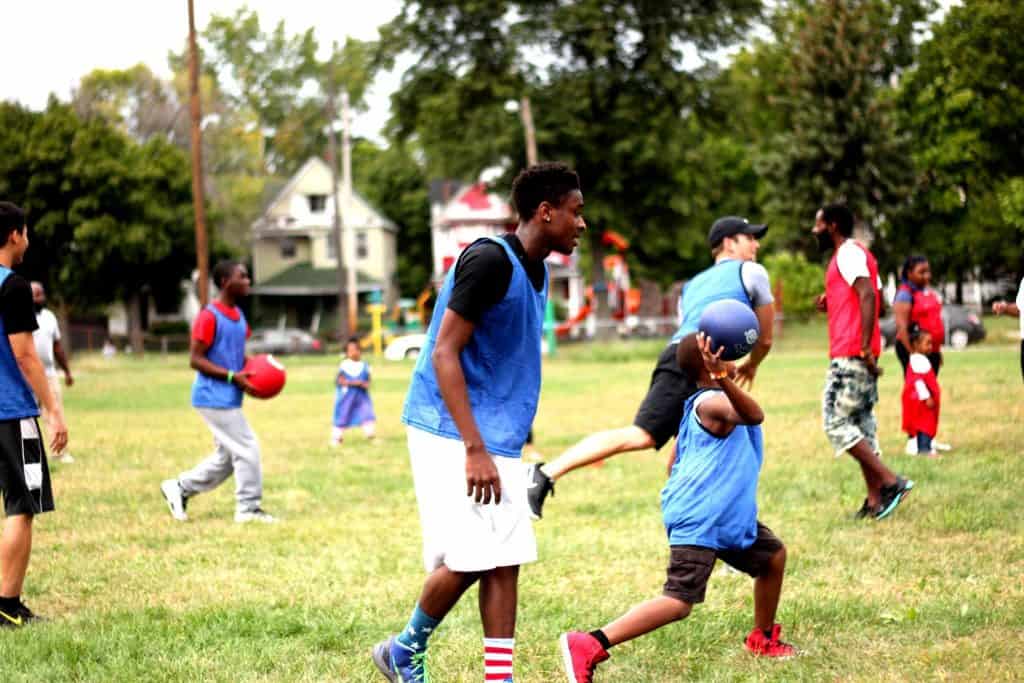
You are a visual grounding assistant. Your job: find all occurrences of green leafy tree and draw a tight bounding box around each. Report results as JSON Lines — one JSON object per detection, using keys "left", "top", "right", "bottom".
{"left": 380, "top": 0, "right": 765, "bottom": 333}
{"left": 0, "top": 102, "right": 196, "bottom": 344}
{"left": 352, "top": 140, "right": 432, "bottom": 297}
{"left": 895, "top": 0, "right": 1024, "bottom": 289}
{"left": 757, "top": 0, "right": 934, "bottom": 253}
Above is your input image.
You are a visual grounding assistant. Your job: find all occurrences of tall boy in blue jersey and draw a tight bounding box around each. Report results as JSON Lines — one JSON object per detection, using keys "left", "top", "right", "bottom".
{"left": 560, "top": 332, "right": 796, "bottom": 681}
{"left": 0, "top": 202, "right": 68, "bottom": 627}
{"left": 527, "top": 216, "right": 775, "bottom": 518}
{"left": 372, "top": 163, "right": 586, "bottom": 683}
{"left": 160, "top": 261, "right": 276, "bottom": 524}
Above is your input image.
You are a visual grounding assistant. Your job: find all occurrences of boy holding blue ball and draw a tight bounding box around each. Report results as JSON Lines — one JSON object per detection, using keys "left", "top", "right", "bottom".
{"left": 560, "top": 332, "right": 796, "bottom": 681}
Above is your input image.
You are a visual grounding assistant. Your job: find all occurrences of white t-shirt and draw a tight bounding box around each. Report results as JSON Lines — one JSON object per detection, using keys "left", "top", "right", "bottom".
{"left": 836, "top": 241, "right": 883, "bottom": 289}
{"left": 33, "top": 308, "right": 60, "bottom": 376}
{"left": 1016, "top": 277, "right": 1024, "bottom": 339}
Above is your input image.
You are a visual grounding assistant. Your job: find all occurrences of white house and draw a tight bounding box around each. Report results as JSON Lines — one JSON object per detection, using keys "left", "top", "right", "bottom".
{"left": 250, "top": 156, "right": 399, "bottom": 331}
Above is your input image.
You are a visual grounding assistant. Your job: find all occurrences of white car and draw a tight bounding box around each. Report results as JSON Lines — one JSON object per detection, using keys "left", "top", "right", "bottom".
{"left": 384, "top": 333, "right": 427, "bottom": 361}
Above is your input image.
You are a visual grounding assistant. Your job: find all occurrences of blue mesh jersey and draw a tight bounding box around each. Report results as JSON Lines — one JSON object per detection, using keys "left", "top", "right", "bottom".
{"left": 402, "top": 237, "right": 547, "bottom": 457}
{"left": 0, "top": 267, "right": 39, "bottom": 420}
{"left": 661, "top": 388, "right": 762, "bottom": 549}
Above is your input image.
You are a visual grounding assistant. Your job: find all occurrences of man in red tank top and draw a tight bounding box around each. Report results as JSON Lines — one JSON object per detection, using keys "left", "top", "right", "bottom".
{"left": 812, "top": 204, "right": 914, "bottom": 520}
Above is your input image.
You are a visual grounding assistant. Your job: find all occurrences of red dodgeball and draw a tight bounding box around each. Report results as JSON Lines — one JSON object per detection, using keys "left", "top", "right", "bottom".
{"left": 242, "top": 354, "right": 286, "bottom": 399}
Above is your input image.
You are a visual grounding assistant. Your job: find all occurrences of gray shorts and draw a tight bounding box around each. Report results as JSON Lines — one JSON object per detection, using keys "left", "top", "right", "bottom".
{"left": 822, "top": 358, "right": 880, "bottom": 456}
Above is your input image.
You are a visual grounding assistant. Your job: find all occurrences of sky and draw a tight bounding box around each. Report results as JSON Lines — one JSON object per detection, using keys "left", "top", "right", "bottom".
{"left": 2, "top": 0, "right": 957, "bottom": 144}
{"left": 1, "top": 0, "right": 405, "bottom": 140}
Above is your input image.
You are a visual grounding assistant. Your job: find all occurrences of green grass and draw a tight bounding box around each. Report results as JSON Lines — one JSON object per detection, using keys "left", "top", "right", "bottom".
{"left": 1, "top": 317, "right": 1022, "bottom": 681}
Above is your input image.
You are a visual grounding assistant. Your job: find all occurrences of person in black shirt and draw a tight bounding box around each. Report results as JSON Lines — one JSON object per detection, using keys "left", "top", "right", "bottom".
{"left": 0, "top": 201, "right": 67, "bottom": 627}
{"left": 446, "top": 232, "right": 548, "bottom": 324}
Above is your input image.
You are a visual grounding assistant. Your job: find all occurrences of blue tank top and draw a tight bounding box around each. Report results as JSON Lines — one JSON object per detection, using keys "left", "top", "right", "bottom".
{"left": 0, "top": 267, "right": 40, "bottom": 420}
{"left": 402, "top": 237, "right": 547, "bottom": 457}
{"left": 660, "top": 388, "right": 762, "bottom": 549}
{"left": 190, "top": 304, "right": 247, "bottom": 409}
{"left": 670, "top": 260, "right": 752, "bottom": 343}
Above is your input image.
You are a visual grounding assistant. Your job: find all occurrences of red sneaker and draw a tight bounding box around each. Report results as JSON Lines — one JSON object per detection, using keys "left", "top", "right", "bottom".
{"left": 744, "top": 624, "right": 798, "bottom": 658}
{"left": 559, "top": 631, "right": 609, "bottom": 682}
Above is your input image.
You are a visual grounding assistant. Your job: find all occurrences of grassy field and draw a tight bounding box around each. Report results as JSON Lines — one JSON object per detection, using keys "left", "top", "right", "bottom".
{"left": 1, "top": 317, "right": 1022, "bottom": 682}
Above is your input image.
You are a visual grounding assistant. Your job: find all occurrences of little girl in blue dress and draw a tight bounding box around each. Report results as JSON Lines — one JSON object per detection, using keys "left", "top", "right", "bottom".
{"left": 331, "top": 338, "right": 376, "bottom": 445}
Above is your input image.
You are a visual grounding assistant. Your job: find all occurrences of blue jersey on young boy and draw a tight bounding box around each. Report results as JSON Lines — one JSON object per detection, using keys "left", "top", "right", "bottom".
{"left": 661, "top": 388, "right": 763, "bottom": 550}
{"left": 191, "top": 304, "right": 247, "bottom": 409}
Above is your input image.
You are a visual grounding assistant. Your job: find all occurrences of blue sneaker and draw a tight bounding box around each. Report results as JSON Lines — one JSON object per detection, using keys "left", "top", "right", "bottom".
{"left": 875, "top": 477, "right": 914, "bottom": 520}
{"left": 372, "top": 636, "right": 430, "bottom": 682}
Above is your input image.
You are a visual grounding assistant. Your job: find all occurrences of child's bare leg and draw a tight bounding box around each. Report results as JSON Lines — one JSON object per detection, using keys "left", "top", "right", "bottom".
{"left": 363, "top": 421, "right": 376, "bottom": 439}
{"left": 601, "top": 595, "right": 692, "bottom": 647}
{"left": 753, "top": 547, "right": 786, "bottom": 632}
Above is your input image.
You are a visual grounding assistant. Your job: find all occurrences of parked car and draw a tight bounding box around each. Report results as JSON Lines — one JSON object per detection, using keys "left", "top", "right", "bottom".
{"left": 880, "top": 304, "right": 986, "bottom": 350}
{"left": 384, "top": 333, "right": 427, "bottom": 361}
{"left": 247, "top": 328, "right": 324, "bottom": 355}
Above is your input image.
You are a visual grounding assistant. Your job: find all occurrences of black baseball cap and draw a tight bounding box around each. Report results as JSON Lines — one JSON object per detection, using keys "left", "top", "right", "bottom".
{"left": 708, "top": 216, "right": 768, "bottom": 247}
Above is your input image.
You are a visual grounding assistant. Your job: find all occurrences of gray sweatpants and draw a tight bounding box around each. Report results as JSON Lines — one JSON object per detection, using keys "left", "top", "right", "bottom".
{"left": 178, "top": 407, "right": 262, "bottom": 514}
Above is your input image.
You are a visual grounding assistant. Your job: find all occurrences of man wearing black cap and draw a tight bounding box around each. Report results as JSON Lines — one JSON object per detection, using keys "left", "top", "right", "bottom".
{"left": 526, "top": 216, "right": 775, "bottom": 520}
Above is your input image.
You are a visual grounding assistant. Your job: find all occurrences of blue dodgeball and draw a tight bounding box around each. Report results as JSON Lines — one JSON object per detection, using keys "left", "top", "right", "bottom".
{"left": 698, "top": 299, "right": 760, "bottom": 361}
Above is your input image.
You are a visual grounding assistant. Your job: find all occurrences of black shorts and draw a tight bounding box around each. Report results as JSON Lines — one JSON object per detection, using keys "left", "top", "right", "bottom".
{"left": 662, "top": 522, "right": 784, "bottom": 604}
{"left": 633, "top": 343, "right": 697, "bottom": 450}
{"left": 0, "top": 418, "right": 54, "bottom": 517}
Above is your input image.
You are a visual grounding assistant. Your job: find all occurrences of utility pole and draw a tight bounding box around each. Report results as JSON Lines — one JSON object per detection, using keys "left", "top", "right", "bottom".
{"left": 187, "top": 0, "right": 209, "bottom": 307}
{"left": 519, "top": 96, "right": 538, "bottom": 166}
{"left": 341, "top": 90, "right": 358, "bottom": 335}
{"left": 326, "top": 91, "right": 349, "bottom": 340}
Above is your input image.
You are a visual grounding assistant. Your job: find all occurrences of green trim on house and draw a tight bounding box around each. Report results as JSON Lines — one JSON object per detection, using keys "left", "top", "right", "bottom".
{"left": 252, "top": 261, "right": 382, "bottom": 296}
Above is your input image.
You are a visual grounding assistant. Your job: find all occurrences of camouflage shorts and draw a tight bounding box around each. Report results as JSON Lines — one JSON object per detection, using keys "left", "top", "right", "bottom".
{"left": 822, "top": 358, "right": 880, "bottom": 457}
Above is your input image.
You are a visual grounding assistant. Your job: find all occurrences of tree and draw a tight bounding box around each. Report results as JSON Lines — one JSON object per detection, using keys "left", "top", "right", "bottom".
{"left": 380, "top": 0, "right": 765, "bottom": 336}
{"left": 757, "top": 0, "right": 934, "bottom": 253}
{"left": 0, "top": 101, "right": 197, "bottom": 347}
{"left": 895, "top": 0, "right": 1024, "bottom": 290}
{"left": 352, "top": 139, "right": 432, "bottom": 297}
{"left": 72, "top": 64, "right": 190, "bottom": 146}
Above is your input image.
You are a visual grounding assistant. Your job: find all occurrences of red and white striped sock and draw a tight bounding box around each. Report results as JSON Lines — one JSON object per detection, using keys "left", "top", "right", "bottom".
{"left": 483, "top": 637, "right": 514, "bottom": 681}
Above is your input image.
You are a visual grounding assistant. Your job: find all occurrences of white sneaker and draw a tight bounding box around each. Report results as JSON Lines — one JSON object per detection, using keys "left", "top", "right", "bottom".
{"left": 54, "top": 453, "right": 75, "bottom": 464}
{"left": 904, "top": 438, "right": 918, "bottom": 455}
{"left": 235, "top": 508, "right": 278, "bottom": 524}
{"left": 160, "top": 479, "right": 188, "bottom": 521}
{"left": 932, "top": 440, "right": 952, "bottom": 451}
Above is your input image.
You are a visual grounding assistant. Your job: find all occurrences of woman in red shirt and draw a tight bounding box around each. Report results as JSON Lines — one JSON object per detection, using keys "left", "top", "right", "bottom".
{"left": 893, "top": 255, "right": 944, "bottom": 375}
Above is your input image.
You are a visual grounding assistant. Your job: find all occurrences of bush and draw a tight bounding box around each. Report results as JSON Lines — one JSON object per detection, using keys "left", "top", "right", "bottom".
{"left": 762, "top": 252, "right": 825, "bottom": 321}
{"left": 147, "top": 320, "right": 191, "bottom": 336}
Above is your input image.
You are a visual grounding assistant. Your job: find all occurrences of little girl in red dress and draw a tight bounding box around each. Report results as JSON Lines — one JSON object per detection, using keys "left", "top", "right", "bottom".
{"left": 901, "top": 326, "right": 941, "bottom": 457}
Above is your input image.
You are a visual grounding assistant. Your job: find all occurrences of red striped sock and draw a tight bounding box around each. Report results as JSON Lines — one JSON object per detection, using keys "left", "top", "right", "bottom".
{"left": 483, "top": 637, "right": 514, "bottom": 681}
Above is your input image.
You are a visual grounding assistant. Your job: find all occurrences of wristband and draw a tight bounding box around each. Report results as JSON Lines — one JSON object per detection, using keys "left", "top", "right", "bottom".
{"left": 709, "top": 369, "right": 729, "bottom": 380}
{"left": 226, "top": 371, "right": 234, "bottom": 384}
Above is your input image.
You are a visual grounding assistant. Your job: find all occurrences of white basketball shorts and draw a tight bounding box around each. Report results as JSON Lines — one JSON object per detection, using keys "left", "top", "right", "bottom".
{"left": 407, "top": 426, "right": 537, "bottom": 573}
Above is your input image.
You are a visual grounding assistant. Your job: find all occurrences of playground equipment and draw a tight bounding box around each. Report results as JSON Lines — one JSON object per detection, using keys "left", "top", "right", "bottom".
{"left": 555, "top": 230, "right": 643, "bottom": 339}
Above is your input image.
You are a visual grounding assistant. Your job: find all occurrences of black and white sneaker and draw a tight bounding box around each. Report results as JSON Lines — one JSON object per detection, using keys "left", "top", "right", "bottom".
{"left": 854, "top": 498, "right": 878, "bottom": 520}
{"left": 160, "top": 479, "right": 188, "bottom": 521}
{"left": 525, "top": 462, "right": 554, "bottom": 520}
{"left": 875, "top": 477, "right": 915, "bottom": 520}
{"left": 235, "top": 508, "right": 278, "bottom": 524}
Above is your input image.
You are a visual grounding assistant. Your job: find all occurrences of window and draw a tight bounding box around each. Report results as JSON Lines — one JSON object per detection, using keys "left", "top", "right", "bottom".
{"left": 356, "top": 231, "right": 369, "bottom": 260}
{"left": 326, "top": 235, "right": 338, "bottom": 260}
{"left": 280, "top": 238, "right": 296, "bottom": 259}
{"left": 307, "top": 194, "right": 327, "bottom": 213}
